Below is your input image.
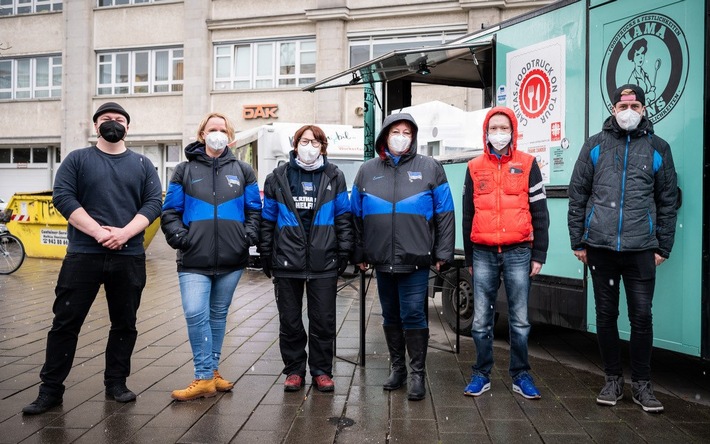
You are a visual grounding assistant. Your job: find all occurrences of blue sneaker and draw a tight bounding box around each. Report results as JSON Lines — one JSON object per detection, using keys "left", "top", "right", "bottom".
{"left": 512, "top": 373, "right": 541, "bottom": 399}
{"left": 464, "top": 375, "right": 491, "bottom": 397}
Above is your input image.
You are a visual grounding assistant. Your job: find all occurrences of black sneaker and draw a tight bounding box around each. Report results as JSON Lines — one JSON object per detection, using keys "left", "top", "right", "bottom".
{"left": 22, "top": 393, "right": 63, "bottom": 415}
{"left": 105, "top": 383, "right": 137, "bottom": 403}
{"left": 632, "top": 380, "right": 664, "bottom": 413}
{"left": 596, "top": 375, "right": 624, "bottom": 406}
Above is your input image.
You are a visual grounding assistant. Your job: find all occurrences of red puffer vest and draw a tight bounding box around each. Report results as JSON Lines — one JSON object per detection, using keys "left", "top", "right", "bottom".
{"left": 467, "top": 106, "right": 535, "bottom": 247}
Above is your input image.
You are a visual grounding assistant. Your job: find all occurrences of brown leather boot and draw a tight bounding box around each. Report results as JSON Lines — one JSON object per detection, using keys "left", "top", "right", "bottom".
{"left": 171, "top": 379, "right": 217, "bottom": 401}
{"left": 213, "top": 370, "right": 234, "bottom": 392}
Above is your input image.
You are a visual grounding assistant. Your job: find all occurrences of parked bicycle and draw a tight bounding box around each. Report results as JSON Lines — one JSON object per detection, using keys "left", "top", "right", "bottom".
{"left": 0, "top": 209, "right": 25, "bottom": 274}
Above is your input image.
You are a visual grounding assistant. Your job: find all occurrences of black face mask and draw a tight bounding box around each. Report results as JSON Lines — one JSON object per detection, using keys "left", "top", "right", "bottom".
{"left": 99, "top": 120, "right": 126, "bottom": 143}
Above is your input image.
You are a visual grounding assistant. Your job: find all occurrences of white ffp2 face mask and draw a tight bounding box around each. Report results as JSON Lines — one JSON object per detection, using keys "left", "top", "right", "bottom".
{"left": 388, "top": 134, "right": 411, "bottom": 155}
{"left": 205, "top": 131, "right": 228, "bottom": 152}
{"left": 487, "top": 132, "right": 512, "bottom": 151}
{"left": 297, "top": 143, "right": 321, "bottom": 164}
{"left": 615, "top": 108, "right": 642, "bottom": 131}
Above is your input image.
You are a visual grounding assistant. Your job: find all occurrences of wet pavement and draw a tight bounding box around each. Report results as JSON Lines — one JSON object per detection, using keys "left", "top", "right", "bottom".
{"left": 2, "top": 235, "right": 710, "bottom": 443}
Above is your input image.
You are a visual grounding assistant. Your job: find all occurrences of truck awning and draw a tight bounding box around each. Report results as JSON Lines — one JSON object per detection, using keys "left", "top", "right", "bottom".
{"left": 302, "top": 41, "right": 492, "bottom": 92}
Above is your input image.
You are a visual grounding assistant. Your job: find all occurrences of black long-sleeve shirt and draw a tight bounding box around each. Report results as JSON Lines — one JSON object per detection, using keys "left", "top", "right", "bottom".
{"left": 53, "top": 146, "right": 163, "bottom": 254}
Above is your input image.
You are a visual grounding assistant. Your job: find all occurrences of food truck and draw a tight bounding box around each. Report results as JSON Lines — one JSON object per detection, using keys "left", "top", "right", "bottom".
{"left": 305, "top": 0, "right": 710, "bottom": 358}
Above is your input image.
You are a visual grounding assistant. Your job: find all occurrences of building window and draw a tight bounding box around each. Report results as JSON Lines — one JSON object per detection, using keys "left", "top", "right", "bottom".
{"left": 214, "top": 39, "right": 316, "bottom": 91}
{"left": 97, "top": 47, "right": 183, "bottom": 95}
{"left": 97, "top": 0, "right": 165, "bottom": 6}
{"left": 0, "top": 147, "right": 48, "bottom": 163}
{"left": 0, "top": 0, "right": 62, "bottom": 15}
{"left": 0, "top": 56, "right": 62, "bottom": 100}
{"left": 349, "top": 31, "right": 465, "bottom": 67}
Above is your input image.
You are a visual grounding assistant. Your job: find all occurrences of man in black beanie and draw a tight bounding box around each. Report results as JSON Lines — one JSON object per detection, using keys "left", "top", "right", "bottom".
{"left": 22, "top": 102, "right": 162, "bottom": 415}
{"left": 568, "top": 84, "right": 677, "bottom": 413}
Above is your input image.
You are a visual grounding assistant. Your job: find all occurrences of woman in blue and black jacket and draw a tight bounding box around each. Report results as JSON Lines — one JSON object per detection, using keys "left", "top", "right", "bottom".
{"left": 161, "top": 112, "right": 261, "bottom": 401}
{"left": 350, "top": 113, "right": 455, "bottom": 401}
{"left": 260, "top": 124, "right": 353, "bottom": 393}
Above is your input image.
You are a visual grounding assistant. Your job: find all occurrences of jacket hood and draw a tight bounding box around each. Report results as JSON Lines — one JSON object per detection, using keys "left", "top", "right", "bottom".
{"left": 375, "top": 113, "right": 419, "bottom": 160}
{"left": 482, "top": 106, "right": 518, "bottom": 159}
{"left": 602, "top": 113, "right": 654, "bottom": 138}
{"left": 184, "top": 141, "right": 236, "bottom": 163}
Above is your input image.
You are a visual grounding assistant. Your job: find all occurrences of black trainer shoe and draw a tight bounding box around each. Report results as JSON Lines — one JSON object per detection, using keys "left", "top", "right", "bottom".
{"left": 596, "top": 375, "right": 624, "bottom": 406}
{"left": 632, "top": 380, "right": 664, "bottom": 413}
{"left": 22, "top": 393, "right": 63, "bottom": 415}
{"left": 105, "top": 383, "right": 137, "bottom": 403}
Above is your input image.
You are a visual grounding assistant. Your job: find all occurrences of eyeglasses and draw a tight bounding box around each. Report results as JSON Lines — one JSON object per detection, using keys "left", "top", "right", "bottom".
{"left": 299, "top": 138, "right": 322, "bottom": 148}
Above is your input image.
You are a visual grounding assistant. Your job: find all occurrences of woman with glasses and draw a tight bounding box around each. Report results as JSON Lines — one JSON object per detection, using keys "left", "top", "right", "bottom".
{"left": 260, "top": 125, "right": 353, "bottom": 393}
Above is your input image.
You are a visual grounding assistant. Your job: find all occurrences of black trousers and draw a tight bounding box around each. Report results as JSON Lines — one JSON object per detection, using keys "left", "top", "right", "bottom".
{"left": 274, "top": 276, "right": 337, "bottom": 377}
{"left": 39, "top": 253, "right": 146, "bottom": 396}
{"left": 587, "top": 247, "right": 656, "bottom": 381}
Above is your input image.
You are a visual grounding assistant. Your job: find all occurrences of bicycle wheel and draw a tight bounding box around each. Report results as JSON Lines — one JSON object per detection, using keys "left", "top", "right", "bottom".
{"left": 0, "top": 233, "right": 25, "bottom": 274}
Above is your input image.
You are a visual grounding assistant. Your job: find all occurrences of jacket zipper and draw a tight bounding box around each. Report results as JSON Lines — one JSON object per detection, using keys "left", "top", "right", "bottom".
{"left": 496, "top": 160, "right": 502, "bottom": 253}
{"left": 390, "top": 161, "right": 397, "bottom": 271}
{"left": 617, "top": 135, "right": 630, "bottom": 251}
{"left": 212, "top": 157, "right": 219, "bottom": 273}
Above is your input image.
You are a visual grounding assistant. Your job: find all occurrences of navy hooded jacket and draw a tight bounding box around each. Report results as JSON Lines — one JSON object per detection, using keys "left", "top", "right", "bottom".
{"left": 161, "top": 142, "right": 262, "bottom": 273}
{"left": 350, "top": 113, "right": 455, "bottom": 273}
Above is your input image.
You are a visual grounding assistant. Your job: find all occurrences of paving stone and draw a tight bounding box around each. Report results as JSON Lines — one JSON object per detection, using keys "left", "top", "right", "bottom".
{"left": 3, "top": 235, "right": 710, "bottom": 442}
{"left": 179, "top": 413, "right": 248, "bottom": 443}
{"left": 485, "top": 419, "right": 543, "bottom": 443}
{"left": 284, "top": 416, "right": 338, "bottom": 443}
{"left": 241, "top": 403, "right": 300, "bottom": 431}
{"left": 435, "top": 406, "right": 487, "bottom": 434}
{"left": 390, "top": 418, "right": 438, "bottom": 442}
{"left": 523, "top": 407, "right": 585, "bottom": 434}
{"left": 579, "top": 420, "right": 647, "bottom": 443}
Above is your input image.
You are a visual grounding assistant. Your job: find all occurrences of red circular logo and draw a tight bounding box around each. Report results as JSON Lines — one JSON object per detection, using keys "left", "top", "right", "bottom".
{"left": 519, "top": 69, "right": 551, "bottom": 119}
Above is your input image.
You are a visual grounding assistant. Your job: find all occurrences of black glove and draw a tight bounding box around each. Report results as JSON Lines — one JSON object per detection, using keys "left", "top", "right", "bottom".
{"left": 261, "top": 255, "right": 272, "bottom": 279}
{"left": 437, "top": 261, "right": 451, "bottom": 273}
{"left": 337, "top": 256, "right": 349, "bottom": 276}
{"left": 167, "top": 230, "right": 189, "bottom": 250}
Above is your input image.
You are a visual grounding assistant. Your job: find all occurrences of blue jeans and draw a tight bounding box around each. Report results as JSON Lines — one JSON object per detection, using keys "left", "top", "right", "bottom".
{"left": 376, "top": 269, "right": 429, "bottom": 329}
{"left": 178, "top": 270, "right": 243, "bottom": 380}
{"left": 471, "top": 248, "right": 532, "bottom": 378}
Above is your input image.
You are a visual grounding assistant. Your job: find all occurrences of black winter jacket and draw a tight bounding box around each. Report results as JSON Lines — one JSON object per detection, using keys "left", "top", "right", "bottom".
{"left": 161, "top": 143, "right": 262, "bottom": 273}
{"left": 260, "top": 153, "right": 353, "bottom": 279}
{"left": 350, "top": 113, "right": 455, "bottom": 273}
{"left": 568, "top": 115, "right": 677, "bottom": 257}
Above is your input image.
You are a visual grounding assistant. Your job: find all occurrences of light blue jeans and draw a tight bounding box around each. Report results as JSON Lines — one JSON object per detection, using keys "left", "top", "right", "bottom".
{"left": 471, "top": 248, "right": 532, "bottom": 379}
{"left": 178, "top": 270, "right": 243, "bottom": 380}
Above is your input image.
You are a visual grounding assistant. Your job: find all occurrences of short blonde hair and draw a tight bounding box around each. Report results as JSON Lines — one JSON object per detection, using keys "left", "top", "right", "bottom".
{"left": 196, "top": 113, "right": 235, "bottom": 143}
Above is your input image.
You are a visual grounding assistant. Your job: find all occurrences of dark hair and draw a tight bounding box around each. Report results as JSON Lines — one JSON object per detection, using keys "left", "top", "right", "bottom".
{"left": 627, "top": 38, "right": 648, "bottom": 61}
{"left": 292, "top": 125, "right": 328, "bottom": 154}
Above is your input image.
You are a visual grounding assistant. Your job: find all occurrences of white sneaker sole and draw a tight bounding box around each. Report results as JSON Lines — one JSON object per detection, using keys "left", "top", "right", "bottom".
{"left": 633, "top": 397, "right": 664, "bottom": 412}
{"left": 513, "top": 384, "right": 541, "bottom": 399}
{"left": 464, "top": 382, "right": 490, "bottom": 397}
{"left": 596, "top": 394, "right": 623, "bottom": 406}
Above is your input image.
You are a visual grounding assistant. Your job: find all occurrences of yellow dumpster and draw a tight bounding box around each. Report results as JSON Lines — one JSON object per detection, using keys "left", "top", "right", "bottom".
{"left": 4, "top": 191, "right": 161, "bottom": 259}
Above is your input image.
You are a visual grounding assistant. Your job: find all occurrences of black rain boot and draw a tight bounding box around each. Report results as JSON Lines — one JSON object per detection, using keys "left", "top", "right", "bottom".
{"left": 404, "top": 328, "right": 429, "bottom": 401}
{"left": 382, "top": 325, "right": 407, "bottom": 390}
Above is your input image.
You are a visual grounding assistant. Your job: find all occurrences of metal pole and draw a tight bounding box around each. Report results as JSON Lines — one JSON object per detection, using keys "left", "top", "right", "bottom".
{"left": 456, "top": 263, "right": 460, "bottom": 354}
{"left": 359, "top": 269, "right": 366, "bottom": 366}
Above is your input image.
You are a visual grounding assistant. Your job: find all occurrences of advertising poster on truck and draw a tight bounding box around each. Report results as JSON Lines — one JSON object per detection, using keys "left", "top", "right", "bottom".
{"left": 506, "top": 36, "right": 567, "bottom": 184}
